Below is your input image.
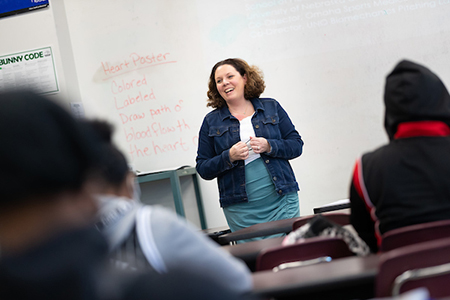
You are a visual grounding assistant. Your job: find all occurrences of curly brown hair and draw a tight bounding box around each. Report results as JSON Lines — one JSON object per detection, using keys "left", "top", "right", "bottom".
{"left": 206, "top": 58, "right": 266, "bottom": 109}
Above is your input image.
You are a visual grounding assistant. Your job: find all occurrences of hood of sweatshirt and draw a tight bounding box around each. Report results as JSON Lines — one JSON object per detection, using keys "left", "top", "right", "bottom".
{"left": 384, "top": 60, "right": 450, "bottom": 140}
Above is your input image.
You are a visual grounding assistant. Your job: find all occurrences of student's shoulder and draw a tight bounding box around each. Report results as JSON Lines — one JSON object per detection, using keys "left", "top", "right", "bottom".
{"left": 362, "top": 142, "right": 393, "bottom": 160}
{"left": 145, "top": 205, "right": 189, "bottom": 228}
{"left": 360, "top": 142, "right": 400, "bottom": 172}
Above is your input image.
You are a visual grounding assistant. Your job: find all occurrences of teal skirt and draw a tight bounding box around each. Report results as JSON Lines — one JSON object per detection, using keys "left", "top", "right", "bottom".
{"left": 223, "top": 158, "right": 300, "bottom": 243}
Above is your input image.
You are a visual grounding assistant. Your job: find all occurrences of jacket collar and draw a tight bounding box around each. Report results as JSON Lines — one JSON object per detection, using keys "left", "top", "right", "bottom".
{"left": 218, "top": 98, "right": 264, "bottom": 121}
{"left": 394, "top": 121, "right": 450, "bottom": 139}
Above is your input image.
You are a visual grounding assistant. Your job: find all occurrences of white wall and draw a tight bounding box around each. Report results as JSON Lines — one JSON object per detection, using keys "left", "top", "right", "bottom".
{"left": 0, "top": 2, "right": 226, "bottom": 229}
{"left": 2, "top": 1, "right": 450, "bottom": 230}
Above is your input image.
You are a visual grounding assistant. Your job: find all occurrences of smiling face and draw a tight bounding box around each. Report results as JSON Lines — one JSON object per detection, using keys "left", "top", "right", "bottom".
{"left": 214, "top": 64, "right": 247, "bottom": 103}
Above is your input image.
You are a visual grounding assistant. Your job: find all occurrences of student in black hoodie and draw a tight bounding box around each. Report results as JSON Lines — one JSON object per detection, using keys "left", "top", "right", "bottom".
{"left": 349, "top": 60, "right": 450, "bottom": 253}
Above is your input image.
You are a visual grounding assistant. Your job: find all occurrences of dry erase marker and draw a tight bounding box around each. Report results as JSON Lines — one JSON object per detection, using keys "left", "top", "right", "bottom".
{"left": 244, "top": 138, "right": 252, "bottom": 150}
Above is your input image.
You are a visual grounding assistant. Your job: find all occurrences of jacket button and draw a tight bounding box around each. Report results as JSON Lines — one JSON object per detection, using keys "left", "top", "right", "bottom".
{"left": 278, "top": 190, "right": 282, "bottom": 194}
{"left": 273, "top": 177, "right": 277, "bottom": 181}
{"left": 265, "top": 160, "right": 269, "bottom": 163}
{"left": 272, "top": 119, "right": 275, "bottom": 123}
{"left": 217, "top": 130, "right": 220, "bottom": 134}
{"left": 255, "top": 125, "right": 259, "bottom": 128}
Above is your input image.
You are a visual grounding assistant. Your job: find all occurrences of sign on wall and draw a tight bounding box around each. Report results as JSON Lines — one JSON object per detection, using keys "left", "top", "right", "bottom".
{"left": 0, "top": 47, "right": 59, "bottom": 94}
{"left": 0, "top": 0, "right": 49, "bottom": 18}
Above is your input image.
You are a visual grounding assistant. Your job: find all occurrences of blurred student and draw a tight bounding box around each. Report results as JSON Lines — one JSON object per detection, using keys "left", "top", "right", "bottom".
{"left": 88, "top": 120, "right": 255, "bottom": 299}
{"left": 0, "top": 91, "right": 255, "bottom": 300}
{"left": 0, "top": 90, "right": 111, "bottom": 299}
{"left": 349, "top": 60, "right": 450, "bottom": 253}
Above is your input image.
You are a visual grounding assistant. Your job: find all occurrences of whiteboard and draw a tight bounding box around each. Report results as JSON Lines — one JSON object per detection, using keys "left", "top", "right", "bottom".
{"left": 62, "top": 0, "right": 450, "bottom": 208}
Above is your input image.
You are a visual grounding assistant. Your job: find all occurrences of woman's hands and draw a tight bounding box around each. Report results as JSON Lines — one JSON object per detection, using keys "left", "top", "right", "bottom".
{"left": 229, "top": 141, "right": 249, "bottom": 162}
{"left": 249, "top": 136, "right": 270, "bottom": 154}
{"left": 229, "top": 137, "right": 271, "bottom": 162}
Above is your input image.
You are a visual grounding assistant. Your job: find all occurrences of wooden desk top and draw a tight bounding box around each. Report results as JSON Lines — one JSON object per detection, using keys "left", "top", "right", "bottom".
{"left": 218, "top": 210, "right": 351, "bottom": 245}
{"left": 218, "top": 217, "right": 300, "bottom": 244}
{"left": 222, "top": 236, "right": 284, "bottom": 271}
{"left": 252, "top": 254, "right": 380, "bottom": 299}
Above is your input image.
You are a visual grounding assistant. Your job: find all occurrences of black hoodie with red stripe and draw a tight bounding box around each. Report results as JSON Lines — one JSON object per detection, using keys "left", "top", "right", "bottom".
{"left": 349, "top": 60, "right": 450, "bottom": 253}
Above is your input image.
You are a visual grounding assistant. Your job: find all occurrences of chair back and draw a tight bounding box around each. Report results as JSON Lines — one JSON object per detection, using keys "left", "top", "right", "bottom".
{"left": 376, "top": 237, "right": 450, "bottom": 298}
{"left": 292, "top": 212, "right": 350, "bottom": 231}
{"left": 255, "top": 236, "right": 354, "bottom": 272}
{"left": 380, "top": 219, "right": 450, "bottom": 252}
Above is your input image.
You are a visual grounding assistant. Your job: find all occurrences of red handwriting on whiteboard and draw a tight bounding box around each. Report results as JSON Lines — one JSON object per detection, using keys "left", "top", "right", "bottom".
{"left": 152, "top": 137, "right": 189, "bottom": 155}
{"left": 119, "top": 102, "right": 182, "bottom": 124}
{"left": 149, "top": 104, "right": 171, "bottom": 119}
{"left": 128, "top": 144, "right": 151, "bottom": 159}
{"left": 101, "top": 52, "right": 176, "bottom": 79}
{"left": 101, "top": 60, "right": 130, "bottom": 75}
{"left": 127, "top": 137, "right": 190, "bottom": 160}
{"left": 130, "top": 52, "right": 170, "bottom": 67}
{"left": 151, "top": 119, "right": 190, "bottom": 137}
{"left": 111, "top": 75, "right": 148, "bottom": 94}
{"left": 124, "top": 126, "right": 153, "bottom": 142}
{"left": 174, "top": 100, "right": 183, "bottom": 112}
{"left": 114, "top": 90, "right": 156, "bottom": 110}
{"left": 147, "top": 101, "right": 184, "bottom": 119}
{"left": 120, "top": 112, "right": 146, "bottom": 124}
{"left": 125, "top": 119, "right": 190, "bottom": 142}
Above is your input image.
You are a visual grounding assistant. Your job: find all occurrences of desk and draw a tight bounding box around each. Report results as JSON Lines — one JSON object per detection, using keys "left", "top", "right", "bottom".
{"left": 137, "top": 167, "right": 206, "bottom": 229}
{"left": 202, "top": 226, "right": 231, "bottom": 244}
{"left": 218, "top": 210, "right": 350, "bottom": 245}
{"left": 218, "top": 217, "right": 302, "bottom": 245}
{"left": 252, "top": 254, "right": 379, "bottom": 300}
{"left": 313, "top": 199, "right": 350, "bottom": 214}
{"left": 223, "top": 236, "right": 284, "bottom": 271}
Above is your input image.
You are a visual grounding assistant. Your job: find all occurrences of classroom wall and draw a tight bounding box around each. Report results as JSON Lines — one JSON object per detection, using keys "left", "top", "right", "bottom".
{"left": 2, "top": 0, "right": 450, "bottom": 229}
{"left": 0, "top": 2, "right": 227, "bottom": 228}
{"left": 0, "top": 4, "right": 69, "bottom": 104}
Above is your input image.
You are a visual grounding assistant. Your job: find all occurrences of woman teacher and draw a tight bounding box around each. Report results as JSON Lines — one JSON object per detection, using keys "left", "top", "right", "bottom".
{"left": 196, "top": 58, "right": 304, "bottom": 241}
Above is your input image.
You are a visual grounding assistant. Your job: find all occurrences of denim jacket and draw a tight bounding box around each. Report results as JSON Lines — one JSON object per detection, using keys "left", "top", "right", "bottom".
{"left": 196, "top": 98, "right": 303, "bottom": 207}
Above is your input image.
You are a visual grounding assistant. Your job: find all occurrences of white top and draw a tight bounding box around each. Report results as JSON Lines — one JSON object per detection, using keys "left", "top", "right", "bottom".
{"left": 239, "top": 114, "right": 260, "bottom": 165}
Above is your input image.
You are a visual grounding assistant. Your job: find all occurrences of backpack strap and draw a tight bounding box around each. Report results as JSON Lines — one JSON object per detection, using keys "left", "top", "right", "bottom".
{"left": 135, "top": 206, "right": 167, "bottom": 274}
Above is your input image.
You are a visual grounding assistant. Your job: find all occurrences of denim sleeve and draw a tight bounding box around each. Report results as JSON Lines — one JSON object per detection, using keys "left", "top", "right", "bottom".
{"left": 195, "top": 117, "right": 237, "bottom": 180}
{"left": 265, "top": 102, "right": 303, "bottom": 160}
